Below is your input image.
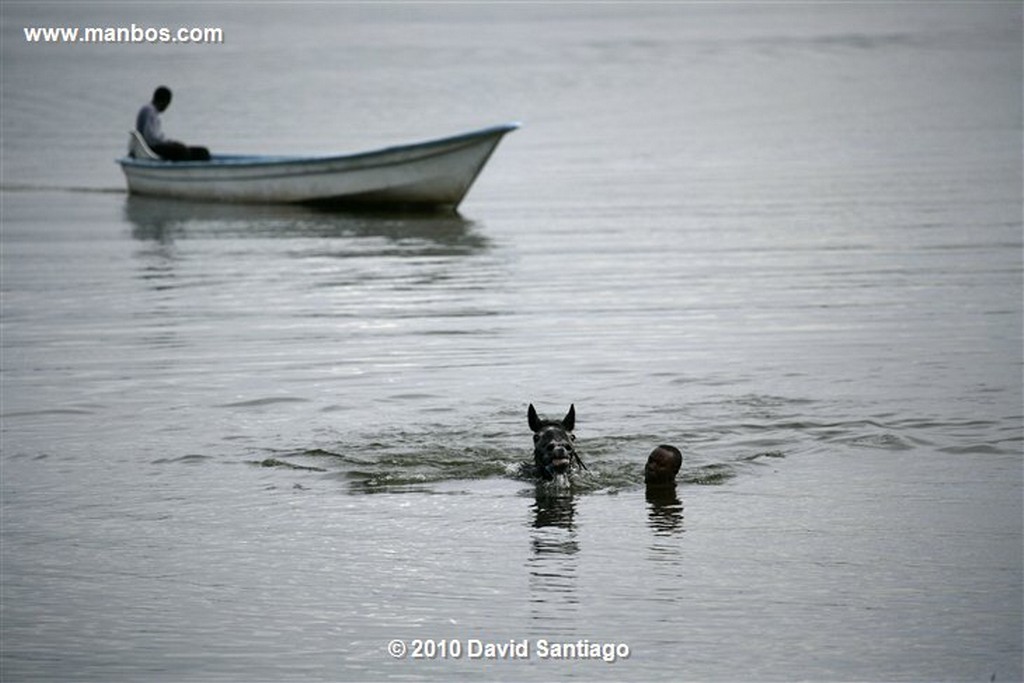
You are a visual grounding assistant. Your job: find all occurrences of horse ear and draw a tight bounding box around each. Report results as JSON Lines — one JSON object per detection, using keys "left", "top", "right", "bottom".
{"left": 527, "top": 404, "right": 541, "bottom": 432}
{"left": 562, "top": 404, "right": 575, "bottom": 431}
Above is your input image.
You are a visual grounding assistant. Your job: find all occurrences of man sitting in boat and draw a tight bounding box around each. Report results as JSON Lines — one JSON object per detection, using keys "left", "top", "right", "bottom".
{"left": 135, "top": 86, "right": 210, "bottom": 161}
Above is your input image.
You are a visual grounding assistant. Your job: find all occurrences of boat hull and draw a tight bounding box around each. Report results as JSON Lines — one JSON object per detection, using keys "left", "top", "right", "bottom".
{"left": 117, "top": 123, "right": 518, "bottom": 210}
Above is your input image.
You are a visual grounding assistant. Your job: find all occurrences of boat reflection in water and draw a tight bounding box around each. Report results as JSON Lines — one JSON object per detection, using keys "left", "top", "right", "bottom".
{"left": 124, "top": 194, "right": 489, "bottom": 256}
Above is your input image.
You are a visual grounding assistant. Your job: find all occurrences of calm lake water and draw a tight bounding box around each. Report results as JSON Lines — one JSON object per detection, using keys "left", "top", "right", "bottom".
{"left": 2, "top": 3, "right": 1022, "bottom": 681}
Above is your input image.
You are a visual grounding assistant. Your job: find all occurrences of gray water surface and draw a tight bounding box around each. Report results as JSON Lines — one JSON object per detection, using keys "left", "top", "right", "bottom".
{"left": 2, "top": 3, "right": 1021, "bottom": 681}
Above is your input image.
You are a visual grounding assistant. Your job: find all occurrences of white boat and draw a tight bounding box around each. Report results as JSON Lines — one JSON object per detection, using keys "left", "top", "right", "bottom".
{"left": 117, "top": 123, "right": 519, "bottom": 211}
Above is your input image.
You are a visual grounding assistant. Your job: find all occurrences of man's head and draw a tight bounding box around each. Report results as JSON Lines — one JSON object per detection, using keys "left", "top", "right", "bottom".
{"left": 152, "top": 86, "right": 172, "bottom": 112}
{"left": 644, "top": 445, "right": 682, "bottom": 486}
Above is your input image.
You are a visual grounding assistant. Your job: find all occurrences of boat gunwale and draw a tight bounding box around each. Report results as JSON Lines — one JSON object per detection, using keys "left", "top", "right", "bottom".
{"left": 116, "top": 122, "right": 520, "bottom": 172}
{"left": 120, "top": 137, "right": 497, "bottom": 184}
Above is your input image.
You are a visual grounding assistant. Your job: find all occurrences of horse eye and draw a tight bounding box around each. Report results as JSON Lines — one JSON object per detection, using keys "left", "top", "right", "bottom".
{"left": 533, "top": 434, "right": 540, "bottom": 443}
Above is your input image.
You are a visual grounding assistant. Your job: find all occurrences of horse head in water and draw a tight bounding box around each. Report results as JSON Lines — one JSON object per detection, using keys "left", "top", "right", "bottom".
{"left": 527, "top": 404, "right": 586, "bottom": 481}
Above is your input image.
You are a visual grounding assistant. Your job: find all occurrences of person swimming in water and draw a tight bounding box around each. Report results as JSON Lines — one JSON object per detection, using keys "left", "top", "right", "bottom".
{"left": 644, "top": 444, "right": 682, "bottom": 486}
